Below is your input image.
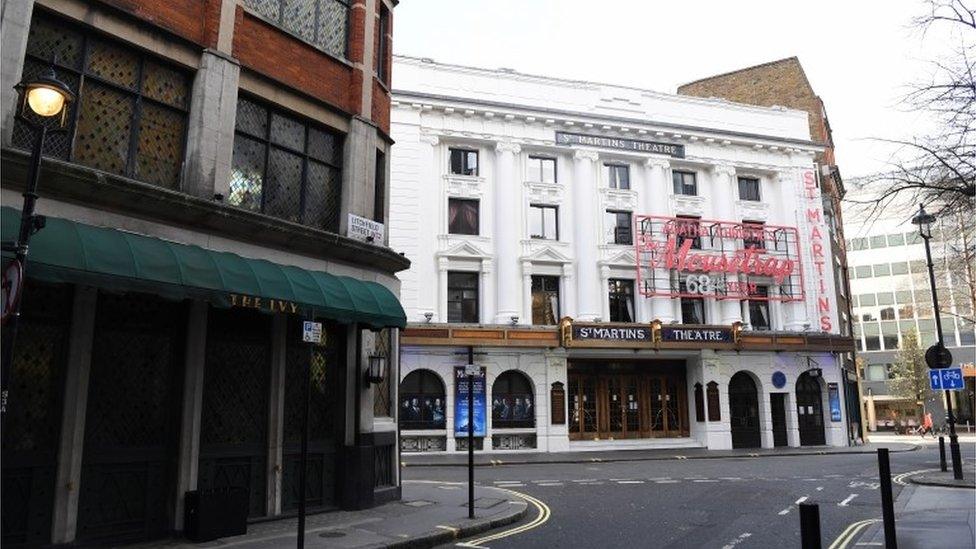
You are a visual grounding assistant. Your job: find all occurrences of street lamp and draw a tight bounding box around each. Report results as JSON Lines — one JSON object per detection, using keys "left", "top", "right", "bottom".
{"left": 911, "top": 203, "right": 963, "bottom": 480}
{"left": 1, "top": 66, "right": 74, "bottom": 425}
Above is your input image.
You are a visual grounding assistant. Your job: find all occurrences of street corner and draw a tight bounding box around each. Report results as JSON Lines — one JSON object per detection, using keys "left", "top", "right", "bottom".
{"left": 390, "top": 481, "right": 534, "bottom": 548}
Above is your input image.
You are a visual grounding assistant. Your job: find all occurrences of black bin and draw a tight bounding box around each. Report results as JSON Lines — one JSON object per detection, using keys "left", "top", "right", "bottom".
{"left": 184, "top": 488, "right": 248, "bottom": 542}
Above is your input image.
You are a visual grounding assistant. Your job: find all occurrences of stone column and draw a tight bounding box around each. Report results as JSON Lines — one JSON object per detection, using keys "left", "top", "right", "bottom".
{"left": 437, "top": 257, "right": 449, "bottom": 322}
{"left": 480, "top": 259, "right": 494, "bottom": 324}
{"left": 0, "top": 0, "right": 34, "bottom": 148}
{"left": 711, "top": 165, "right": 742, "bottom": 325}
{"left": 521, "top": 260, "right": 533, "bottom": 325}
{"left": 174, "top": 300, "right": 209, "bottom": 531}
{"left": 572, "top": 150, "right": 601, "bottom": 320}
{"left": 183, "top": 50, "right": 240, "bottom": 200}
{"left": 51, "top": 285, "right": 97, "bottom": 544}
{"left": 599, "top": 265, "right": 611, "bottom": 321}
{"left": 265, "top": 314, "right": 287, "bottom": 516}
{"left": 645, "top": 159, "right": 674, "bottom": 322}
{"left": 494, "top": 142, "right": 521, "bottom": 323}
{"left": 561, "top": 264, "right": 576, "bottom": 319}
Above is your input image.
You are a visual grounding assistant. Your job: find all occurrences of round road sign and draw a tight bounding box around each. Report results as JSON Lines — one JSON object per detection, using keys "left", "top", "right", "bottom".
{"left": 925, "top": 344, "right": 953, "bottom": 370}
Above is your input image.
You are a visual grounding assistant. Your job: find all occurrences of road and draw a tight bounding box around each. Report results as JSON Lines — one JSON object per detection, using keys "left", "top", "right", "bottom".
{"left": 404, "top": 441, "right": 976, "bottom": 548}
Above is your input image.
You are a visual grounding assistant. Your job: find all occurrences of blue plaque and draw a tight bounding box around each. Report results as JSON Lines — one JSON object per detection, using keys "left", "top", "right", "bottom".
{"left": 772, "top": 371, "right": 786, "bottom": 389}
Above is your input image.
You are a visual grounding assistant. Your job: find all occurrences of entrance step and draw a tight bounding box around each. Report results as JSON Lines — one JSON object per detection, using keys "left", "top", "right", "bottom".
{"left": 569, "top": 438, "right": 704, "bottom": 452}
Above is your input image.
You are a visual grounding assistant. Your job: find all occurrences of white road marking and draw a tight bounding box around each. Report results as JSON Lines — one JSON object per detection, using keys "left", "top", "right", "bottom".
{"left": 778, "top": 508, "right": 792, "bottom": 515}
{"left": 721, "top": 532, "right": 753, "bottom": 549}
{"left": 647, "top": 477, "right": 672, "bottom": 481}
{"left": 493, "top": 481, "right": 519, "bottom": 484}
{"left": 693, "top": 479, "right": 719, "bottom": 483}
{"left": 816, "top": 486, "right": 824, "bottom": 491}
{"left": 795, "top": 496, "right": 808, "bottom": 505}
{"left": 617, "top": 480, "right": 645, "bottom": 484}
{"left": 532, "top": 480, "right": 559, "bottom": 483}
{"left": 537, "top": 482, "right": 563, "bottom": 486}
{"left": 839, "top": 494, "right": 858, "bottom": 507}
{"left": 656, "top": 480, "right": 680, "bottom": 484}
{"left": 572, "top": 479, "right": 598, "bottom": 483}
{"left": 496, "top": 483, "right": 525, "bottom": 488}
{"left": 719, "top": 477, "right": 743, "bottom": 481}
{"left": 848, "top": 481, "right": 880, "bottom": 490}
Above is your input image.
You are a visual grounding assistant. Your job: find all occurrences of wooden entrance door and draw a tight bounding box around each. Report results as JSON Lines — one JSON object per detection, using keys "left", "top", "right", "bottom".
{"left": 729, "top": 372, "right": 761, "bottom": 449}
{"left": 796, "top": 373, "right": 826, "bottom": 446}
{"left": 568, "top": 369, "right": 687, "bottom": 440}
{"left": 770, "top": 393, "right": 788, "bottom": 447}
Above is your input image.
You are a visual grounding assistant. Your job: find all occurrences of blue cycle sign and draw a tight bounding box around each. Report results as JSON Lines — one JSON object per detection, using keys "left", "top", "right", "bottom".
{"left": 929, "top": 367, "right": 965, "bottom": 391}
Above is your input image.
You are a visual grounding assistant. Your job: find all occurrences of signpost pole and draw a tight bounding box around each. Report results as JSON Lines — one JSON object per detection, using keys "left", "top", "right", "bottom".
{"left": 921, "top": 230, "right": 963, "bottom": 480}
{"left": 297, "top": 316, "right": 316, "bottom": 548}
{"left": 467, "top": 346, "right": 475, "bottom": 520}
{"left": 877, "top": 448, "right": 897, "bottom": 549}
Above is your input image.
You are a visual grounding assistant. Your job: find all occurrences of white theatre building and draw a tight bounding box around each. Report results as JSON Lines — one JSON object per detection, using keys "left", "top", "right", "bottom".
{"left": 389, "top": 56, "right": 857, "bottom": 454}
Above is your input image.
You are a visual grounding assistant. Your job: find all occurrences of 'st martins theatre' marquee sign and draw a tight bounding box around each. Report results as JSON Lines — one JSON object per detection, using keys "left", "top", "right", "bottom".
{"left": 556, "top": 131, "right": 685, "bottom": 158}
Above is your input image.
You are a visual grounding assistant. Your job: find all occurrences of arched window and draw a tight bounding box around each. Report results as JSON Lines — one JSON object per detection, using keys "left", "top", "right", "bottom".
{"left": 399, "top": 370, "right": 446, "bottom": 430}
{"left": 492, "top": 371, "right": 535, "bottom": 428}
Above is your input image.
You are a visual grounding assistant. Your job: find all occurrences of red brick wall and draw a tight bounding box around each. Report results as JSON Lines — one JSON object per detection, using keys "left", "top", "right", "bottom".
{"left": 95, "top": 0, "right": 220, "bottom": 47}
{"left": 233, "top": 8, "right": 357, "bottom": 115}
{"left": 372, "top": 79, "right": 390, "bottom": 134}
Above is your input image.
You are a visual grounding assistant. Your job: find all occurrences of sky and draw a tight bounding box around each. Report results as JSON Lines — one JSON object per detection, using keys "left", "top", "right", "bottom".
{"left": 393, "top": 0, "right": 959, "bottom": 179}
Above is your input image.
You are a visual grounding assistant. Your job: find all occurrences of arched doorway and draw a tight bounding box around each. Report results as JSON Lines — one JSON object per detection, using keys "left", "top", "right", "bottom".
{"left": 796, "top": 372, "right": 826, "bottom": 446}
{"left": 492, "top": 371, "right": 535, "bottom": 429}
{"left": 729, "top": 372, "right": 761, "bottom": 449}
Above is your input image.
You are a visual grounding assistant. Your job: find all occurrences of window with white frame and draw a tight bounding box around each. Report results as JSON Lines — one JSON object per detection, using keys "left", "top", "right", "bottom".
{"left": 604, "top": 163, "right": 630, "bottom": 189}
{"left": 527, "top": 156, "right": 557, "bottom": 183}
{"left": 529, "top": 204, "right": 558, "bottom": 240}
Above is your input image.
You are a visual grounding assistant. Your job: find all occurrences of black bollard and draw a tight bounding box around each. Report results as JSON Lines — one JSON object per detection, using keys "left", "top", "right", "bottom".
{"left": 799, "top": 503, "right": 822, "bottom": 549}
{"left": 878, "top": 448, "right": 897, "bottom": 549}
{"left": 938, "top": 436, "right": 947, "bottom": 472}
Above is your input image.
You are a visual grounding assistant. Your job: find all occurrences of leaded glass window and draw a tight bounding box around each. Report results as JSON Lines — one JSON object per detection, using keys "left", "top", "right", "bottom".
{"left": 230, "top": 96, "right": 343, "bottom": 232}
{"left": 242, "top": 0, "right": 350, "bottom": 60}
{"left": 13, "top": 14, "right": 189, "bottom": 188}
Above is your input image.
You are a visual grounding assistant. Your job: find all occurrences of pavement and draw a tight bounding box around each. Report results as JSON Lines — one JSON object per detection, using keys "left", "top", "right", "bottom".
{"left": 855, "top": 482, "right": 975, "bottom": 549}
{"left": 401, "top": 441, "right": 920, "bottom": 467}
{"left": 136, "top": 482, "right": 528, "bottom": 549}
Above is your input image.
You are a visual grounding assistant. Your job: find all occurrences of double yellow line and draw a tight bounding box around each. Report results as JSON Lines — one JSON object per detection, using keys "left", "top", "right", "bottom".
{"left": 458, "top": 487, "right": 551, "bottom": 548}
{"left": 828, "top": 518, "right": 880, "bottom": 549}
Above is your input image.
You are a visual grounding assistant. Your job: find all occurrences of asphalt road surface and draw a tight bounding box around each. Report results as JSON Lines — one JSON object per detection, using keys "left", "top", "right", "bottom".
{"left": 405, "top": 441, "right": 976, "bottom": 549}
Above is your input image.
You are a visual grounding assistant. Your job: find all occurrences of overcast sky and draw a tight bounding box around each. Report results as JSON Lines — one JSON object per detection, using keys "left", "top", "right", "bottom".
{"left": 393, "top": 0, "right": 958, "bottom": 178}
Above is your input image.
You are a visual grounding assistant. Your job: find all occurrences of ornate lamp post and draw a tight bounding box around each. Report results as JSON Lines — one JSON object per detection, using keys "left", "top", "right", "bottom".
{"left": 1, "top": 66, "right": 74, "bottom": 421}
{"left": 911, "top": 204, "right": 963, "bottom": 480}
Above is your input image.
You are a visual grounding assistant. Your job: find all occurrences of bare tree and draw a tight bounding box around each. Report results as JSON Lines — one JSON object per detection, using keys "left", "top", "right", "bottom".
{"left": 847, "top": 0, "right": 975, "bottom": 220}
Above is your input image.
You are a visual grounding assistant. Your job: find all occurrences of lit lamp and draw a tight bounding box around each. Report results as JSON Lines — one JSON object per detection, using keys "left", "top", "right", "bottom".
{"left": 2, "top": 66, "right": 75, "bottom": 445}
{"left": 911, "top": 203, "right": 964, "bottom": 480}
{"left": 15, "top": 65, "right": 74, "bottom": 126}
{"left": 365, "top": 354, "right": 386, "bottom": 385}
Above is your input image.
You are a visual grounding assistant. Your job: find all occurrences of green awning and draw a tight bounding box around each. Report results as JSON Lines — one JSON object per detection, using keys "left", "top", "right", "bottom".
{"left": 1, "top": 207, "right": 405, "bottom": 329}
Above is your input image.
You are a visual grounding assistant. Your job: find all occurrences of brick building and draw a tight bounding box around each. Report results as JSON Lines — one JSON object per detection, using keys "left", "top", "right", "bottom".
{"left": 678, "top": 57, "right": 861, "bottom": 443}
{"left": 1, "top": 0, "right": 403, "bottom": 545}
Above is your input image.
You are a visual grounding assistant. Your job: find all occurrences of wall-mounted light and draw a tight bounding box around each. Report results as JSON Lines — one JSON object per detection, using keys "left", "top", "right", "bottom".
{"left": 424, "top": 312, "right": 434, "bottom": 323}
{"left": 365, "top": 354, "right": 387, "bottom": 385}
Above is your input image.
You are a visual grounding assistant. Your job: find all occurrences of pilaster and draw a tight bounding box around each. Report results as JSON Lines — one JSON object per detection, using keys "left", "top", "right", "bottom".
{"left": 1, "top": 0, "right": 34, "bottom": 147}
{"left": 183, "top": 50, "right": 240, "bottom": 199}
{"left": 494, "top": 141, "right": 521, "bottom": 323}
{"left": 572, "top": 149, "right": 601, "bottom": 320}
{"left": 437, "top": 257, "right": 449, "bottom": 322}
{"left": 174, "top": 300, "right": 209, "bottom": 530}
{"left": 521, "top": 260, "right": 533, "bottom": 325}
{"left": 51, "top": 285, "right": 97, "bottom": 544}
{"left": 265, "top": 314, "right": 287, "bottom": 516}
{"left": 711, "top": 164, "right": 741, "bottom": 325}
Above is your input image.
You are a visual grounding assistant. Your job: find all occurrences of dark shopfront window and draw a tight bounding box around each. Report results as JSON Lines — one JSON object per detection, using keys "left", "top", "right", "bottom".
{"left": 242, "top": 0, "right": 350, "bottom": 60}
{"left": 400, "top": 370, "right": 446, "bottom": 430}
{"left": 531, "top": 275, "right": 560, "bottom": 325}
{"left": 447, "top": 272, "right": 479, "bottom": 323}
{"left": 13, "top": 14, "right": 190, "bottom": 189}
{"left": 606, "top": 210, "right": 633, "bottom": 245}
{"left": 450, "top": 148, "right": 479, "bottom": 176}
{"left": 748, "top": 286, "right": 771, "bottom": 330}
{"left": 608, "top": 279, "right": 635, "bottom": 323}
{"left": 492, "top": 371, "right": 535, "bottom": 428}
{"left": 230, "top": 96, "right": 343, "bottom": 232}
{"left": 738, "top": 177, "right": 761, "bottom": 201}
{"left": 605, "top": 164, "right": 630, "bottom": 189}
{"left": 680, "top": 282, "right": 706, "bottom": 324}
{"left": 448, "top": 198, "right": 479, "bottom": 235}
{"left": 672, "top": 171, "right": 698, "bottom": 196}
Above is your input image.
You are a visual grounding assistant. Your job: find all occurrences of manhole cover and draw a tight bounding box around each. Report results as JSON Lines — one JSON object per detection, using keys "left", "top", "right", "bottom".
{"left": 319, "top": 531, "right": 347, "bottom": 538}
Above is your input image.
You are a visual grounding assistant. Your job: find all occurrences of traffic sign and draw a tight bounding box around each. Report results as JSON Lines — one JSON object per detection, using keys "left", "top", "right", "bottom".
{"left": 302, "top": 320, "right": 323, "bottom": 343}
{"left": 930, "top": 367, "right": 965, "bottom": 391}
{"left": 925, "top": 344, "right": 953, "bottom": 369}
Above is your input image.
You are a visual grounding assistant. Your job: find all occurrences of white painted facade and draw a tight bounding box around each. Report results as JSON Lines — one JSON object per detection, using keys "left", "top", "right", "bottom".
{"left": 390, "top": 56, "right": 851, "bottom": 452}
